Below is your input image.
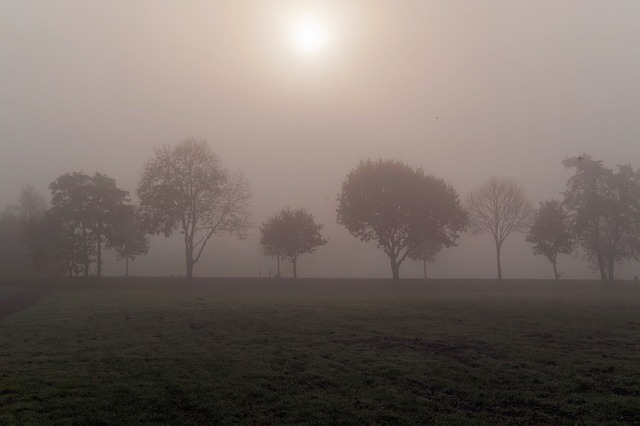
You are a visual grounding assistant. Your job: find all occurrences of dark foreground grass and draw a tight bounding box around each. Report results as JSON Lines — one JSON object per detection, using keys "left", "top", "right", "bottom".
{"left": 1, "top": 277, "right": 640, "bottom": 425}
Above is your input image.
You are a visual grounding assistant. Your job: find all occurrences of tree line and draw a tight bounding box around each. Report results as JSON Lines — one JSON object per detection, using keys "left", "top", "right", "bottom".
{"left": 1, "top": 139, "right": 638, "bottom": 282}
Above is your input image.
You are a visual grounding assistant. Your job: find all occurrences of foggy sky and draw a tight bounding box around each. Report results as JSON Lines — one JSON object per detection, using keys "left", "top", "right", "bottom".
{"left": 2, "top": 1, "right": 639, "bottom": 279}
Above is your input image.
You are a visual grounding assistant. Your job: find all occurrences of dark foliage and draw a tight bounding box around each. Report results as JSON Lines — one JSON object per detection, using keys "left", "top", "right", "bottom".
{"left": 260, "top": 207, "right": 327, "bottom": 278}
{"left": 337, "top": 159, "right": 467, "bottom": 279}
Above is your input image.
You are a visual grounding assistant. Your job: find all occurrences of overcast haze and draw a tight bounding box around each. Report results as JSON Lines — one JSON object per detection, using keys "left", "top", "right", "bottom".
{"left": 2, "top": 1, "right": 639, "bottom": 279}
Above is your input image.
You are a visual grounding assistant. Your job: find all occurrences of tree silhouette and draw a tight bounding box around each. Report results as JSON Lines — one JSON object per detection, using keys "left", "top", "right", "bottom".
{"left": 526, "top": 199, "right": 574, "bottom": 280}
{"left": 408, "top": 238, "right": 442, "bottom": 280}
{"left": 33, "top": 209, "right": 84, "bottom": 278}
{"left": 260, "top": 207, "right": 327, "bottom": 278}
{"left": 49, "top": 172, "right": 130, "bottom": 278}
{"left": 562, "top": 154, "right": 640, "bottom": 281}
{"left": 18, "top": 184, "right": 46, "bottom": 223}
{"left": 111, "top": 206, "right": 149, "bottom": 277}
{"left": 465, "top": 176, "right": 533, "bottom": 280}
{"left": 138, "top": 138, "right": 251, "bottom": 279}
{"left": 0, "top": 186, "right": 48, "bottom": 277}
{"left": 337, "top": 159, "right": 467, "bottom": 280}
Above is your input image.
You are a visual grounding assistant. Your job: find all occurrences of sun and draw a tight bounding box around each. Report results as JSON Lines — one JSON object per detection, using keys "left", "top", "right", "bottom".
{"left": 291, "top": 15, "right": 329, "bottom": 53}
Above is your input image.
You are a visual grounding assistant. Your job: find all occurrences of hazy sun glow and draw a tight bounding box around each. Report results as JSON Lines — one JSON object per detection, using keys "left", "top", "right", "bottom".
{"left": 291, "top": 16, "right": 329, "bottom": 53}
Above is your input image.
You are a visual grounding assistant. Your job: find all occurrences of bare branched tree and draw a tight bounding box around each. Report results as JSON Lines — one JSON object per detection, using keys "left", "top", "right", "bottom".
{"left": 465, "top": 176, "right": 533, "bottom": 280}
{"left": 138, "top": 138, "right": 252, "bottom": 279}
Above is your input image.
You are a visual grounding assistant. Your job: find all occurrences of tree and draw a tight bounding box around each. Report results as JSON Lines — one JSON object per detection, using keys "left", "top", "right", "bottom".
{"left": 137, "top": 138, "right": 251, "bottom": 279}
{"left": 260, "top": 207, "right": 327, "bottom": 278}
{"left": 465, "top": 176, "right": 533, "bottom": 280}
{"left": 48, "top": 172, "right": 94, "bottom": 277}
{"left": 0, "top": 207, "right": 28, "bottom": 277}
{"left": 0, "top": 186, "right": 48, "bottom": 277}
{"left": 18, "top": 184, "right": 46, "bottom": 223}
{"left": 260, "top": 212, "right": 286, "bottom": 277}
{"left": 526, "top": 199, "right": 574, "bottom": 280}
{"left": 562, "top": 155, "right": 640, "bottom": 281}
{"left": 49, "top": 172, "right": 130, "bottom": 278}
{"left": 408, "top": 238, "right": 442, "bottom": 280}
{"left": 337, "top": 159, "right": 467, "bottom": 280}
{"left": 110, "top": 206, "right": 149, "bottom": 277}
{"left": 32, "top": 209, "right": 84, "bottom": 278}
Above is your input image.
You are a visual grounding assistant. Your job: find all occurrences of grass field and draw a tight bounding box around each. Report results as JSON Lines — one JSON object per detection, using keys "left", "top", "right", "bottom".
{"left": 1, "top": 277, "right": 640, "bottom": 425}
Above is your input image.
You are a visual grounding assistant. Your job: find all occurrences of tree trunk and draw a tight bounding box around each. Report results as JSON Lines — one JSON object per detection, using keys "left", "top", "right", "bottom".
{"left": 495, "top": 239, "right": 503, "bottom": 280}
{"left": 185, "top": 234, "right": 194, "bottom": 280}
{"left": 186, "top": 243, "right": 194, "bottom": 280}
{"left": 96, "top": 231, "right": 102, "bottom": 279}
{"left": 125, "top": 258, "right": 129, "bottom": 277}
{"left": 390, "top": 257, "right": 400, "bottom": 280}
{"left": 82, "top": 224, "right": 89, "bottom": 278}
{"left": 423, "top": 258, "right": 427, "bottom": 280}
{"left": 597, "top": 251, "right": 607, "bottom": 281}
{"left": 293, "top": 255, "right": 297, "bottom": 279}
{"left": 186, "top": 260, "right": 193, "bottom": 280}
{"left": 552, "top": 256, "right": 559, "bottom": 280}
{"left": 593, "top": 226, "right": 607, "bottom": 281}
{"left": 277, "top": 254, "right": 280, "bottom": 278}
{"left": 607, "top": 253, "right": 615, "bottom": 282}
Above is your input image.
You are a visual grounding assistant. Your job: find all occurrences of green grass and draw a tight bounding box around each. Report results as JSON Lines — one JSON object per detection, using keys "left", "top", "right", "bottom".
{"left": 1, "top": 278, "right": 640, "bottom": 425}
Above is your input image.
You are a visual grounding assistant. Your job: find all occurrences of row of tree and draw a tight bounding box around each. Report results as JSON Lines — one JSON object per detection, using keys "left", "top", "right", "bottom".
{"left": 0, "top": 175, "right": 150, "bottom": 278}
{"left": 329, "top": 155, "right": 639, "bottom": 281}
{"left": 1, "top": 138, "right": 638, "bottom": 282}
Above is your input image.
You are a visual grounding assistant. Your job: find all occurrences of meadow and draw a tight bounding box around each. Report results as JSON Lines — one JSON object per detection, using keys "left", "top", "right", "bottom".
{"left": 1, "top": 277, "right": 640, "bottom": 425}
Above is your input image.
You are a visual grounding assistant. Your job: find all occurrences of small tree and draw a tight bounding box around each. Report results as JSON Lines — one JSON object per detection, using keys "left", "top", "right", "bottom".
{"left": 526, "top": 199, "right": 574, "bottom": 280}
{"left": 111, "top": 206, "right": 149, "bottom": 277}
{"left": 260, "top": 208, "right": 327, "bottom": 278}
{"left": 337, "top": 159, "right": 467, "bottom": 280}
{"left": 138, "top": 138, "right": 251, "bottom": 279}
{"left": 408, "top": 238, "right": 442, "bottom": 280}
{"left": 19, "top": 184, "right": 47, "bottom": 223}
{"left": 465, "top": 176, "right": 533, "bottom": 280}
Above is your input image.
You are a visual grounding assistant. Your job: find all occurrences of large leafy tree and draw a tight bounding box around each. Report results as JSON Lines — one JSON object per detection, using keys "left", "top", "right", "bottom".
{"left": 465, "top": 176, "right": 533, "bottom": 280}
{"left": 260, "top": 207, "right": 327, "bottom": 278}
{"left": 526, "top": 199, "right": 574, "bottom": 280}
{"left": 49, "top": 172, "right": 130, "bottom": 278}
{"left": 138, "top": 138, "right": 251, "bottom": 279}
{"left": 562, "top": 155, "right": 640, "bottom": 281}
{"left": 337, "top": 159, "right": 467, "bottom": 280}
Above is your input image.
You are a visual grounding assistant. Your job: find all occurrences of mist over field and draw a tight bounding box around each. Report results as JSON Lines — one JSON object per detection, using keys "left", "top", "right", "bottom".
{"left": 1, "top": 1, "right": 640, "bottom": 279}
{"left": 4, "top": 4, "right": 640, "bottom": 423}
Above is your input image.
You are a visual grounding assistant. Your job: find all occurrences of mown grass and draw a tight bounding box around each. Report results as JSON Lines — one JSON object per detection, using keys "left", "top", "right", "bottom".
{"left": 1, "top": 278, "right": 640, "bottom": 425}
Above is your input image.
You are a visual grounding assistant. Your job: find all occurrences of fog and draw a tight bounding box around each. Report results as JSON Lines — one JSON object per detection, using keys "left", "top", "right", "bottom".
{"left": 2, "top": 1, "right": 639, "bottom": 279}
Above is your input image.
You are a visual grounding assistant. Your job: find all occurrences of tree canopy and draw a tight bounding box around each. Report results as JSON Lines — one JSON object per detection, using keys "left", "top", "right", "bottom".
{"left": 337, "top": 159, "right": 467, "bottom": 280}
{"left": 260, "top": 207, "right": 326, "bottom": 278}
{"left": 138, "top": 138, "right": 251, "bottom": 279}
{"left": 48, "top": 172, "right": 130, "bottom": 278}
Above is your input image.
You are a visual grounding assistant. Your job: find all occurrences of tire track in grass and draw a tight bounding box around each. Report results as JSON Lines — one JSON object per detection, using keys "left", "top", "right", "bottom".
{"left": 0, "top": 291, "right": 39, "bottom": 320}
